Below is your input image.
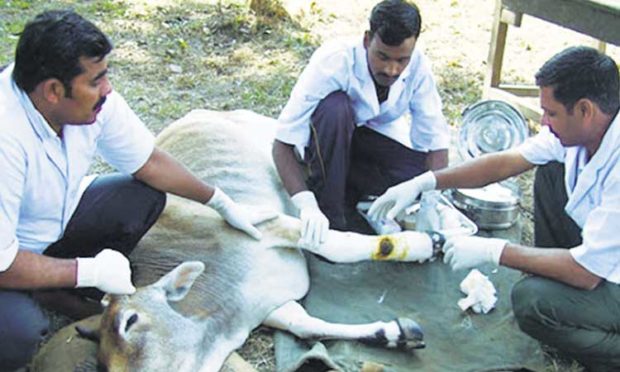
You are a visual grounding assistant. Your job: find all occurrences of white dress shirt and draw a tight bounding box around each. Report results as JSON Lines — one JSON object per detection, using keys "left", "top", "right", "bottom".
{"left": 0, "top": 64, "right": 155, "bottom": 270}
{"left": 276, "top": 38, "right": 450, "bottom": 158}
{"left": 518, "top": 114, "right": 620, "bottom": 283}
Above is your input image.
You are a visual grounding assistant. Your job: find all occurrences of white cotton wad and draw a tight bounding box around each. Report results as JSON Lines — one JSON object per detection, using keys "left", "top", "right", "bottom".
{"left": 457, "top": 269, "right": 497, "bottom": 314}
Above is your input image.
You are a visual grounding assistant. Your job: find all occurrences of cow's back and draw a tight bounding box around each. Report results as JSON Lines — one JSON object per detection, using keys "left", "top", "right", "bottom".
{"left": 132, "top": 110, "right": 308, "bottom": 321}
{"left": 155, "top": 109, "right": 293, "bottom": 212}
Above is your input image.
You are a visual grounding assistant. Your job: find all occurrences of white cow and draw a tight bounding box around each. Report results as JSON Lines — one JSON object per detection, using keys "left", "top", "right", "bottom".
{"left": 43, "top": 110, "right": 438, "bottom": 372}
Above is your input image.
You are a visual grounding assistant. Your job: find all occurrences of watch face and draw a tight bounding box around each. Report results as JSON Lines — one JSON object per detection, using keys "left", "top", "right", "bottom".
{"left": 458, "top": 100, "right": 528, "bottom": 161}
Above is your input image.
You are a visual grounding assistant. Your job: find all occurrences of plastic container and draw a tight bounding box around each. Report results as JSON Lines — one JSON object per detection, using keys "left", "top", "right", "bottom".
{"left": 397, "top": 192, "right": 478, "bottom": 238}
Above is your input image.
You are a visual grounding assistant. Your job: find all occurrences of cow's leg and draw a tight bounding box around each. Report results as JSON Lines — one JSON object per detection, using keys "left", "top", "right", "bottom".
{"left": 312, "top": 230, "right": 442, "bottom": 263}
{"left": 268, "top": 215, "right": 441, "bottom": 263}
{"left": 262, "top": 301, "right": 424, "bottom": 350}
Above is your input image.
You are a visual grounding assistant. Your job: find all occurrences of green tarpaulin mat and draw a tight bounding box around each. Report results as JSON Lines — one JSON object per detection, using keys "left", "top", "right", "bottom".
{"left": 275, "top": 223, "right": 546, "bottom": 372}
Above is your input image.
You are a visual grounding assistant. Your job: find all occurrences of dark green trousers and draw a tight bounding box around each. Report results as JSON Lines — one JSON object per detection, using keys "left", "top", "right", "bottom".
{"left": 511, "top": 162, "right": 620, "bottom": 371}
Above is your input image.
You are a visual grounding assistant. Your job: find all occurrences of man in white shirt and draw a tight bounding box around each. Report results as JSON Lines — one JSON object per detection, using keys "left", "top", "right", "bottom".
{"left": 368, "top": 46, "right": 620, "bottom": 371}
{"left": 272, "top": 0, "right": 450, "bottom": 248}
{"left": 0, "top": 11, "right": 271, "bottom": 370}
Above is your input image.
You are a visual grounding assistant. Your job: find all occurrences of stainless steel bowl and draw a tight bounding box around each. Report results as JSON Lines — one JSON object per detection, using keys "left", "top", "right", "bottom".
{"left": 445, "top": 182, "right": 520, "bottom": 230}
{"left": 453, "top": 100, "right": 527, "bottom": 229}
{"left": 459, "top": 100, "right": 528, "bottom": 161}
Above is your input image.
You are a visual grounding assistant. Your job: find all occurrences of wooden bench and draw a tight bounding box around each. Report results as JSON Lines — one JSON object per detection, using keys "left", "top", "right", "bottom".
{"left": 484, "top": 0, "right": 620, "bottom": 121}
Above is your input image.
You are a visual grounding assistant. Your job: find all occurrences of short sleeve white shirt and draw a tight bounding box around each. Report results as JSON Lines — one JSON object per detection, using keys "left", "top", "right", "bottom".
{"left": 0, "top": 64, "right": 155, "bottom": 270}
{"left": 276, "top": 38, "right": 450, "bottom": 158}
{"left": 517, "top": 115, "right": 620, "bottom": 283}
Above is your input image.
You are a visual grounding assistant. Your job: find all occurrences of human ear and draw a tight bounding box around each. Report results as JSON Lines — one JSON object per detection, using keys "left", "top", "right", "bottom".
{"left": 41, "top": 78, "right": 66, "bottom": 104}
{"left": 363, "top": 31, "right": 371, "bottom": 49}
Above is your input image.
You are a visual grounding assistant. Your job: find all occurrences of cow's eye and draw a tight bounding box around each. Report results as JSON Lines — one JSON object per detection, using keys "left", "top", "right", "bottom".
{"left": 126, "top": 313, "right": 139, "bottom": 333}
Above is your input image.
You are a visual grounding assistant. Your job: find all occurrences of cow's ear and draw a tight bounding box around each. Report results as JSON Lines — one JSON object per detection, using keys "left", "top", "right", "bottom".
{"left": 154, "top": 261, "right": 205, "bottom": 302}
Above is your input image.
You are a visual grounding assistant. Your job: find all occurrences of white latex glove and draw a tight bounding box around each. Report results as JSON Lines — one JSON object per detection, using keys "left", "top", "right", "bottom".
{"left": 367, "top": 171, "right": 437, "bottom": 221}
{"left": 76, "top": 249, "right": 136, "bottom": 294}
{"left": 442, "top": 236, "right": 507, "bottom": 271}
{"left": 291, "top": 191, "right": 329, "bottom": 249}
{"left": 207, "top": 187, "right": 277, "bottom": 240}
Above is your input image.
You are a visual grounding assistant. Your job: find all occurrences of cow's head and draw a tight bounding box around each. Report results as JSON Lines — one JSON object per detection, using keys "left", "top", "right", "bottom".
{"left": 77, "top": 261, "right": 205, "bottom": 372}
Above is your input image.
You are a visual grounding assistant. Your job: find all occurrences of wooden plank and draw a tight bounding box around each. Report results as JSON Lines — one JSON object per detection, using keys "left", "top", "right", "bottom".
{"left": 497, "top": 84, "right": 540, "bottom": 97}
{"left": 500, "top": 8, "right": 523, "bottom": 26}
{"left": 502, "top": 0, "right": 620, "bottom": 45}
{"left": 484, "top": 0, "right": 509, "bottom": 90}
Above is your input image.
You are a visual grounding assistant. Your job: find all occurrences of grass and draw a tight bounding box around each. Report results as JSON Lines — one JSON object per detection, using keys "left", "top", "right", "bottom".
{"left": 0, "top": 0, "right": 316, "bottom": 134}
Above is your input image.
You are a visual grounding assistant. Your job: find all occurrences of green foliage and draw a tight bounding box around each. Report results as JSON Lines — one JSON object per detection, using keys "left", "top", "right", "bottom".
{"left": 436, "top": 65, "right": 483, "bottom": 127}
{"left": 0, "top": 0, "right": 319, "bottom": 133}
{"left": 6, "top": 0, "right": 31, "bottom": 10}
{"left": 86, "top": 0, "right": 127, "bottom": 17}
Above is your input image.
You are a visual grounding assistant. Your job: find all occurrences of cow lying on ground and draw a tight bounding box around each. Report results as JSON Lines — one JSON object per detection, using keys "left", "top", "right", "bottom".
{"left": 32, "top": 110, "right": 438, "bottom": 372}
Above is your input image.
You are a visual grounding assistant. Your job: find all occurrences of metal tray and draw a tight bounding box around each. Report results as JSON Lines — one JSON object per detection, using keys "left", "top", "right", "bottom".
{"left": 356, "top": 193, "right": 478, "bottom": 237}
{"left": 398, "top": 192, "right": 478, "bottom": 237}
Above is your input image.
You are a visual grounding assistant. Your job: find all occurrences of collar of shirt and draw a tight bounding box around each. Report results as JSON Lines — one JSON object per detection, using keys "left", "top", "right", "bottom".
{"left": 12, "top": 77, "right": 60, "bottom": 143}
{"left": 565, "top": 112, "right": 620, "bottom": 224}
{"left": 11, "top": 70, "right": 68, "bottom": 178}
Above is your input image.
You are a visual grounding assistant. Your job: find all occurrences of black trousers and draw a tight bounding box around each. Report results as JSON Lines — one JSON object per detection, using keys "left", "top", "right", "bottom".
{"left": 305, "top": 91, "right": 427, "bottom": 230}
{"left": 511, "top": 162, "right": 620, "bottom": 371}
{"left": 532, "top": 161, "right": 582, "bottom": 248}
{"left": 0, "top": 173, "right": 165, "bottom": 371}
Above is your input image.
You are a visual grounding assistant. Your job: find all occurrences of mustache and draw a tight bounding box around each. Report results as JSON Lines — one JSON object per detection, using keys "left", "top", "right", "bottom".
{"left": 378, "top": 72, "right": 399, "bottom": 80}
{"left": 93, "top": 96, "right": 107, "bottom": 111}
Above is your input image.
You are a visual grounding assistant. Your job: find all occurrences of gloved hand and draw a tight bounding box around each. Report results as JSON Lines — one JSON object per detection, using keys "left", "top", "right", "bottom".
{"left": 291, "top": 191, "right": 329, "bottom": 249}
{"left": 207, "top": 187, "right": 277, "bottom": 240}
{"left": 367, "top": 171, "right": 437, "bottom": 221}
{"left": 443, "top": 236, "right": 508, "bottom": 270}
{"left": 76, "top": 249, "right": 136, "bottom": 294}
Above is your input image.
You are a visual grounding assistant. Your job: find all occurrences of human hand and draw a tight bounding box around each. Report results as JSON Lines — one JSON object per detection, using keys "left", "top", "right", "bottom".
{"left": 76, "top": 249, "right": 136, "bottom": 294}
{"left": 367, "top": 171, "right": 437, "bottom": 221}
{"left": 442, "top": 236, "right": 507, "bottom": 270}
{"left": 207, "top": 187, "right": 277, "bottom": 240}
{"left": 291, "top": 191, "right": 329, "bottom": 249}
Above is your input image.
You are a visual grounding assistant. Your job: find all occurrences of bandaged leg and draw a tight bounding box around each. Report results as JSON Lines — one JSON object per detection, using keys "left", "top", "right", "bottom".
{"left": 264, "top": 214, "right": 436, "bottom": 263}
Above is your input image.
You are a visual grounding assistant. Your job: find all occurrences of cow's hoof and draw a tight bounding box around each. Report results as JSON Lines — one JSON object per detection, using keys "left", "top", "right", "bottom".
{"left": 359, "top": 317, "right": 425, "bottom": 350}
{"left": 426, "top": 231, "right": 446, "bottom": 258}
{"left": 395, "top": 317, "right": 425, "bottom": 350}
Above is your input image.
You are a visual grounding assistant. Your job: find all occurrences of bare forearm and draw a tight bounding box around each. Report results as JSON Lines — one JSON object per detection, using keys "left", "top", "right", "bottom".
{"left": 0, "top": 250, "right": 77, "bottom": 290}
{"left": 272, "top": 140, "right": 307, "bottom": 196}
{"left": 134, "top": 148, "right": 214, "bottom": 203}
{"left": 425, "top": 149, "right": 448, "bottom": 170}
{"left": 500, "top": 244, "right": 601, "bottom": 289}
{"left": 435, "top": 149, "right": 533, "bottom": 189}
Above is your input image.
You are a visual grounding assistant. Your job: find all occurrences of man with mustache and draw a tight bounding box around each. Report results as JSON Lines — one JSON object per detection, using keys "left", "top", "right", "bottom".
{"left": 272, "top": 0, "right": 450, "bottom": 248}
{"left": 369, "top": 46, "right": 620, "bottom": 371}
{"left": 0, "top": 10, "right": 272, "bottom": 370}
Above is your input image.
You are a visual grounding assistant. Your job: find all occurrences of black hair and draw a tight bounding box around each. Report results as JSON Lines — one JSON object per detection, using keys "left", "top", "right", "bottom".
{"left": 12, "top": 10, "right": 112, "bottom": 96}
{"left": 535, "top": 46, "right": 619, "bottom": 116}
{"left": 369, "top": 0, "right": 422, "bottom": 46}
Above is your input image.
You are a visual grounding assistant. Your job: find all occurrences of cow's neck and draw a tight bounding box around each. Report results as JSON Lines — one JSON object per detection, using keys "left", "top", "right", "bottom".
{"left": 195, "top": 314, "right": 254, "bottom": 372}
